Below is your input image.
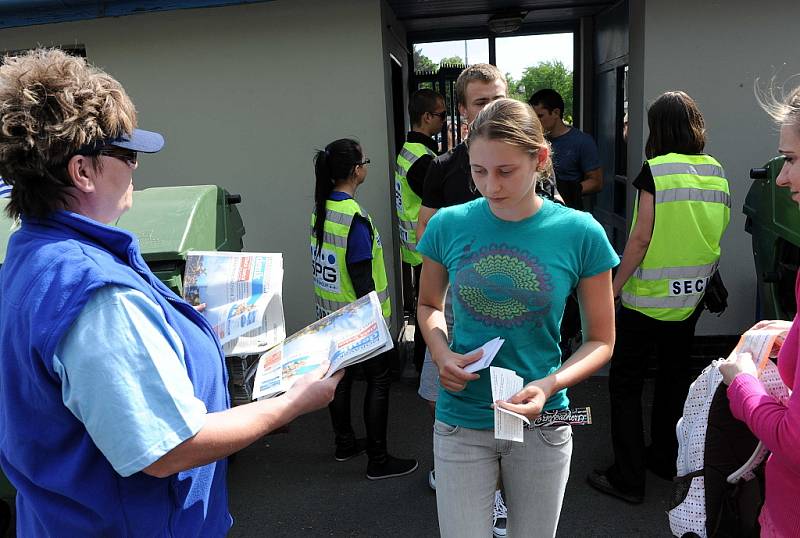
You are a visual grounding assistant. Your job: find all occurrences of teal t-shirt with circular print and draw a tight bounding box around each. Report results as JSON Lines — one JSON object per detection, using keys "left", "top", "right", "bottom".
{"left": 416, "top": 197, "right": 619, "bottom": 430}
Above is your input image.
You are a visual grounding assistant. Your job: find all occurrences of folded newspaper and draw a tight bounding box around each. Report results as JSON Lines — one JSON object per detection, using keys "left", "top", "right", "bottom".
{"left": 183, "top": 251, "right": 286, "bottom": 356}
{"left": 251, "top": 291, "right": 393, "bottom": 399}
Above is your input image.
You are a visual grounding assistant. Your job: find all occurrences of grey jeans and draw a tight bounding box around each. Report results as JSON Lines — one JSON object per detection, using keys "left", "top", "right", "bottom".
{"left": 433, "top": 419, "right": 572, "bottom": 538}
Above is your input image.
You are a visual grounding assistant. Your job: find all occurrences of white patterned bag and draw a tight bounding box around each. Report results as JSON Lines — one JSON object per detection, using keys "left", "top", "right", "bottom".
{"left": 668, "top": 327, "right": 790, "bottom": 538}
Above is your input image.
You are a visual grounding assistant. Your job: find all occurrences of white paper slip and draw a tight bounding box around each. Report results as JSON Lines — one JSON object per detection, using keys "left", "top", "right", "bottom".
{"left": 497, "top": 406, "right": 530, "bottom": 425}
{"left": 463, "top": 337, "right": 505, "bottom": 373}
{"left": 490, "top": 366, "right": 524, "bottom": 442}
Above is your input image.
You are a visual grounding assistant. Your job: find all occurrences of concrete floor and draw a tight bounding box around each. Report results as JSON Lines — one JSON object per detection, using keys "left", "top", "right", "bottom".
{"left": 227, "top": 371, "right": 676, "bottom": 537}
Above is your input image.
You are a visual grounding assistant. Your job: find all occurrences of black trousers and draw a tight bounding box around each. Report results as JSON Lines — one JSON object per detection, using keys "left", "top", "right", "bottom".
{"left": 607, "top": 304, "right": 702, "bottom": 494}
{"left": 328, "top": 350, "right": 391, "bottom": 462}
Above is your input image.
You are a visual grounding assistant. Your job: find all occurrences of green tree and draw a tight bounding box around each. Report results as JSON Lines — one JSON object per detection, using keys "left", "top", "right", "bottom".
{"left": 439, "top": 55, "right": 464, "bottom": 67}
{"left": 518, "top": 60, "right": 574, "bottom": 122}
{"left": 413, "top": 46, "right": 437, "bottom": 72}
{"left": 505, "top": 72, "right": 526, "bottom": 102}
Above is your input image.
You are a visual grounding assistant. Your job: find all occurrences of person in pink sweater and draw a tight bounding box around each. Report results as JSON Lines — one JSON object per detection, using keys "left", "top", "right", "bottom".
{"left": 720, "top": 83, "right": 800, "bottom": 538}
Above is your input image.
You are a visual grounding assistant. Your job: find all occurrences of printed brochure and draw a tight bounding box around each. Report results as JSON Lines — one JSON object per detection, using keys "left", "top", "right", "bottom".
{"left": 252, "top": 291, "right": 393, "bottom": 399}
{"left": 183, "top": 251, "right": 286, "bottom": 356}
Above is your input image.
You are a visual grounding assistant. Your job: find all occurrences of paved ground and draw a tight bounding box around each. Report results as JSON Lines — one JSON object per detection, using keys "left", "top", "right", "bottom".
{"left": 228, "top": 369, "right": 676, "bottom": 537}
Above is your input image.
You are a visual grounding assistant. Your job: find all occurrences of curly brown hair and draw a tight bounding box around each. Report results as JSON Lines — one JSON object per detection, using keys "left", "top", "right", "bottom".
{"left": 0, "top": 48, "right": 137, "bottom": 219}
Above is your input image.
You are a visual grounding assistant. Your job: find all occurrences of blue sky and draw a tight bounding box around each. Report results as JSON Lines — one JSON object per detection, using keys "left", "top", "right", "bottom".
{"left": 416, "top": 33, "right": 573, "bottom": 79}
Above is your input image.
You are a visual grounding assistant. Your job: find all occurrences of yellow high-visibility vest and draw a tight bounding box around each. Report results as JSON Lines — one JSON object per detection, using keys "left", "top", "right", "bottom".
{"left": 621, "top": 153, "right": 730, "bottom": 321}
{"left": 395, "top": 141, "right": 435, "bottom": 266}
{"left": 310, "top": 198, "right": 391, "bottom": 320}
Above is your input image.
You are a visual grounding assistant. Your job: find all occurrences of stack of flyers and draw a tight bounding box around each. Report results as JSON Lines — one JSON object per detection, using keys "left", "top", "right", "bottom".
{"left": 464, "top": 337, "right": 505, "bottom": 373}
{"left": 183, "top": 251, "right": 285, "bottom": 356}
{"left": 490, "top": 366, "right": 526, "bottom": 442}
{"left": 251, "top": 292, "right": 393, "bottom": 399}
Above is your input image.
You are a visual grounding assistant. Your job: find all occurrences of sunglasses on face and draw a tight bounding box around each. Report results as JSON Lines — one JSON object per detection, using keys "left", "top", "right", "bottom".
{"left": 98, "top": 146, "right": 138, "bottom": 168}
{"left": 356, "top": 158, "right": 371, "bottom": 166}
{"left": 429, "top": 110, "right": 447, "bottom": 120}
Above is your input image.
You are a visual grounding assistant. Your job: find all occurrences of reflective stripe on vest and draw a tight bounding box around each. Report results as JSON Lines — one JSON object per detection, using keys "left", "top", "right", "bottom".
{"left": 395, "top": 141, "right": 435, "bottom": 266}
{"left": 310, "top": 198, "right": 391, "bottom": 321}
{"left": 649, "top": 162, "right": 725, "bottom": 179}
{"left": 314, "top": 288, "right": 392, "bottom": 317}
{"left": 621, "top": 290, "right": 707, "bottom": 309}
{"left": 634, "top": 261, "right": 719, "bottom": 281}
{"left": 621, "top": 153, "right": 730, "bottom": 322}
{"left": 655, "top": 188, "right": 731, "bottom": 206}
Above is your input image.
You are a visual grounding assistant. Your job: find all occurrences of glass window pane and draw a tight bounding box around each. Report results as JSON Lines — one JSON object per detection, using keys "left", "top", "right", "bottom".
{"left": 413, "top": 39, "right": 489, "bottom": 72}
{"left": 495, "top": 33, "right": 574, "bottom": 120}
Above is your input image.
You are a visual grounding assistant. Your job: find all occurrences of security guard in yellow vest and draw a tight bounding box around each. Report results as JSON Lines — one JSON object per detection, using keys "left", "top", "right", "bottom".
{"left": 311, "top": 138, "right": 418, "bottom": 480}
{"left": 589, "top": 92, "right": 730, "bottom": 504}
{"left": 395, "top": 89, "right": 445, "bottom": 265}
{"left": 396, "top": 141, "right": 436, "bottom": 265}
{"left": 620, "top": 153, "right": 729, "bottom": 319}
{"left": 310, "top": 197, "right": 390, "bottom": 319}
{"left": 395, "top": 89, "right": 444, "bottom": 372}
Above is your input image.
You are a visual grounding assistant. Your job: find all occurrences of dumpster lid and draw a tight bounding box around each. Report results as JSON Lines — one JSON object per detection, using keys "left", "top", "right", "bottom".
{"left": 0, "top": 185, "right": 235, "bottom": 265}
{"left": 115, "top": 185, "right": 224, "bottom": 261}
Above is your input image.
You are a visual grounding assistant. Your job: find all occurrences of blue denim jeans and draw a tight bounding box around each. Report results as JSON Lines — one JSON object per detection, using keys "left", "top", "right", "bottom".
{"left": 433, "top": 419, "right": 572, "bottom": 538}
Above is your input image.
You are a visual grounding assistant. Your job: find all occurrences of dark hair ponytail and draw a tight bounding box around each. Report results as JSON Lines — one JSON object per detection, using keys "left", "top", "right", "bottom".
{"left": 312, "top": 138, "right": 363, "bottom": 252}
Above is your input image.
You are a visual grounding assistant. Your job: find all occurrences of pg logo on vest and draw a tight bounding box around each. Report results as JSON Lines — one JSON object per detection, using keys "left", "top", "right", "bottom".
{"left": 670, "top": 277, "right": 709, "bottom": 296}
{"left": 394, "top": 179, "right": 403, "bottom": 212}
{"left": 311, "top": 247, "right": 340, "bottom": 293}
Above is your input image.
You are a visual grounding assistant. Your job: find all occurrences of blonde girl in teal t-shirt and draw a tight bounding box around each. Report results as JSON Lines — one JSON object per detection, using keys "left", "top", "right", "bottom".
{"left": 417, "top": 98, "right": 618, "bottom": 538}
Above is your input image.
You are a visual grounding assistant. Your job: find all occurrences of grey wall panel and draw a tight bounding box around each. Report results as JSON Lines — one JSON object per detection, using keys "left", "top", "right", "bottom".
{"left": 639, "top": 0, "right": 800, "bottom": 336}
{"left": 0, "top": 0, "right": 398, "bottom": 334}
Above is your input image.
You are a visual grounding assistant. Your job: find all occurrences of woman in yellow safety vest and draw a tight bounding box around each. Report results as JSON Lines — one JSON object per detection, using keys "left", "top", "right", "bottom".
{"left": 588, "top": 91, "right": 730, "bottom": 503}
{"left": 310, "top": 138, "right": 417, "bottom": 480}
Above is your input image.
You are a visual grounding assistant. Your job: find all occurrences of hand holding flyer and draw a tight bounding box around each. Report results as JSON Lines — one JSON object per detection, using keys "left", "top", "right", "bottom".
{"left": 463, "top": 337, "right": 505, "bottom": 373}
{"left": 491, "top": 367, "right": 593, "bottom": 442}
{"left": 491, "top": 366, "right": 525, "bottom": 442}
{"left": 252, "top": 292, "right": 393, "bottom": 399}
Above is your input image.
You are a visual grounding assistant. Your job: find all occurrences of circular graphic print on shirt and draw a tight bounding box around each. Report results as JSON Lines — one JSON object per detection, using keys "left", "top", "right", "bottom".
{"left": 455, "top": 243, "right": 553, "bottom": 328}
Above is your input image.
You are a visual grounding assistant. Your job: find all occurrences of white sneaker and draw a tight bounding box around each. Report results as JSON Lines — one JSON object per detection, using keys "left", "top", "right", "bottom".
{"left": 492, "top": 490, "right": 507, "bottom": 538}
{"left": 428, "top": 469, "right": 436, "bottom": 490}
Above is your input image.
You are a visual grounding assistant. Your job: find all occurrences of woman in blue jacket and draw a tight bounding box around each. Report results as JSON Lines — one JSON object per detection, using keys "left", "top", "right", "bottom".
{"left": 0, "top": 48, "right": 340, "bottom": 536}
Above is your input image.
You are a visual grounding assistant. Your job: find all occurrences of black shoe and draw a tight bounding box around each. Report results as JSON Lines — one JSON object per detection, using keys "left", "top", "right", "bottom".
{"left": 586, "top": 470, "right": 644, "bottom": 504}
{"left": 334, "top": 438, "right": 367, "bottom": 462}
{"left": 366, "top": 455, "right": 418, "bottom": 480}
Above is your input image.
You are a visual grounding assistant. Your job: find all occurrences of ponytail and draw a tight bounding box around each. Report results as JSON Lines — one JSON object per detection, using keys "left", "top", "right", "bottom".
{"left": 312, "top": 138, "right": 363, "bottom": 253}
{"left": 313, "top": 149, "right": 334, "bottom": 253}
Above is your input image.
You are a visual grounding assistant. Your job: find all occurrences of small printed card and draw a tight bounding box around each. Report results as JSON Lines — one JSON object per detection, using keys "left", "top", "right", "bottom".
{"left": 463, "top": 337, "right": 505, "bottom": 373}
{"left": 490, "top": 366, "right": 525, "bottom": 442}
{"left": 497, "top": 406, "right": 530, "bottom": 425}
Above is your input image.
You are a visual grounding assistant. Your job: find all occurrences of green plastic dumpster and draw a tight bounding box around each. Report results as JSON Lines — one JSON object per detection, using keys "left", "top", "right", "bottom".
{"left": 0, "top": 185, "right": 245, "bottom": 530}
{"left": 115, "top": 185, "right": 245, "bottom": 294}
{"left": 743, "top": 156, "right": 799, "bottom": 320}
{"left": 0, "top": 185, "right": 245, "bottom": 285}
